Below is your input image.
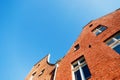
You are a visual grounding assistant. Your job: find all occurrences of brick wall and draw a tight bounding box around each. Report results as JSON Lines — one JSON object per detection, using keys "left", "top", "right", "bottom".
{"left": 25, "top": 9, "right": 120, "bottom": 80}
{"left": 25, "top": 55, "right": 55, "bottom": 80}
{"left": 56, "top": 9, "right": 120, "bottom": 80}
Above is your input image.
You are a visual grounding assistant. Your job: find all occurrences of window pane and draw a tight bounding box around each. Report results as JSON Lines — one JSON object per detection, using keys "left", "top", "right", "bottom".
{"left": 113, "top": 43, "right": 120, "bottom": 54}
{"left": 99, "top": 26, "right": 106, "bottom": 31}
{"left": 106, "top": 38, "right": 115, "bottom": 45}
{"left": 93, "top": 25, "right": 107, "bottom": 36}
{"left": 32, "top": 72, "right": 36, "bottom": 76}
{"left": 114, "top": 33, "right": 120, "bottom": 39}
{"left": 95, "top": 31, "right": 101, "bottom": 35}
{"left": 72, "top": 56, "right": 91, "bottom": 80}
{"left": 74, "top": 44, "right": 80, "bottom": 51}
{"left": 73, "top": 62, "right": 78, "bottom": 68}
{"left": 74, "top": 70, "right": 82, "bottom": 80}
{"left": 79, "top": 58, "right": 85, "bottom": 63}
{"left": 82, "top": 65, "right": 91, "bottom": 79}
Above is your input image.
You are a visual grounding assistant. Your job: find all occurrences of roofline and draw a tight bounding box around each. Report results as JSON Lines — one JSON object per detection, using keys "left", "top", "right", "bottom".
{"left": 34, "top": 53, "right": 55, "bottom": 66}
{"left": 82, "top": 20, "right": 93, "bottom": 29}
{"left": 82, "top": 8, "right": 120, "bottom": 29}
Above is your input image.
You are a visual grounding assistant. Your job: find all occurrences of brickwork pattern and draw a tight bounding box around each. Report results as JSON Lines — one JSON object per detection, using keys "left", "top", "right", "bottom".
{"left": 25, "top": 9, "right": 120, "bottom": 80}
{"left": 56, "top": 10, "right": 120, "bottom": 80}
{"left": 25, "top": 55, "right": 55, "bottom": 80}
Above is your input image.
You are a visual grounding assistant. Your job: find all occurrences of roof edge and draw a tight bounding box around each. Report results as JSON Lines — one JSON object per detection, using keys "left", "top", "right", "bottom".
{"left": 34, "top": 53, "right": 55, "bottom": 66}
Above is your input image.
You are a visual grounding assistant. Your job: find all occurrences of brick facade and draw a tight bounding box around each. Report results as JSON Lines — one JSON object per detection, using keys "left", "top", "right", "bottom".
{"left": 25, "top": 54, "right": 55, "bottom": 80}
{"left": 25, "top": 9, "right": 120, "bottom": 80}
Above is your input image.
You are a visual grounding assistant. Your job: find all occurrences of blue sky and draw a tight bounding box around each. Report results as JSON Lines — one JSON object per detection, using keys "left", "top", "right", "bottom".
{"left": 0, "top": 0, "right": 120, "bottom": 80}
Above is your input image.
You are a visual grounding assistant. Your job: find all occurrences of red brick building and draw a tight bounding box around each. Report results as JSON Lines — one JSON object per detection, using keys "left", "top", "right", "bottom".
{"left": 25, "top": 54, "right": 55, "bottom": 80}
{"left": 25, "top": 9, "right": 120, "bottom": 80}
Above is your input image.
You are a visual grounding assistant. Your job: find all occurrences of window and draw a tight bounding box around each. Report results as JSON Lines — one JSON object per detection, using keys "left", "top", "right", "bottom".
{"left": 89, "top": 24, "right": 93, "bottom": 27}
{"left": 29, "top": 72, "right": 36, "bottom": 80}
{"left": 72, "top": 56, "right": 91, "bottom": 80}
{"left": 105, "top": 32, "right": 120, "bottom": 54}
{"left": 92, "top": 25, "right": 107, "bottom": 36}
{"left": 74, "top": 44, "right": 80, "bottom": 51}
{"left": 38, "top": 69, "right": 45, "bottom": 77}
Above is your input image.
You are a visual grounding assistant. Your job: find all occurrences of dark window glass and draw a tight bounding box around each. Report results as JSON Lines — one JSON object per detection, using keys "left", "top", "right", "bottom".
{"left": 74, "top": 44, "right": 80, "bottom": 51}
{"left": 89, "top": 24, "right": 93, "bottom": 27}
{"left": 99, "top": 26, "right": 106, "bottom": 31}
{"left": 73, "top": 63, "right": 78, "bottom": 68}
{"left": 82, "top": 65, "right": 91, "bottom": 79}
{"left": 115, "top": 33, "right": 120, "bottom": 39}
{"left": 95, "top": 31, "right": 101, "bottom": 36}
{"left": 93, "top": 25, "right": 107, "bottom": 36}
{"left": 72, "top": 56, "right": 91, "bottom": 80}
{"left": 74, "top": 70, "right": 82, "bottom": 80}
{"left": 32, "top": 72, "right": 36, "bottom": 76}
{"left": 113, "top": 44, "right": 120, "bottom": 54}
{"left": 79, "top": 58, "right": 85, "bottom": 63}
{"left": 106, "top": 38, "right": 115, "bottom": 45}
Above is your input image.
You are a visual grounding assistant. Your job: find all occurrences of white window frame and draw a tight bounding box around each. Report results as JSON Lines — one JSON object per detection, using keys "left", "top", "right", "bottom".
{"left": 108, "top": 38, "right": 120, "bottom": 48}
{"left": 105, "top": 32, "right": 120, "bottom": 54}
{"left": 92, "top": 25, "right": 106, "bottom": 35}
{"left": 72, "top": 57, "right": 89, "bottom": 80}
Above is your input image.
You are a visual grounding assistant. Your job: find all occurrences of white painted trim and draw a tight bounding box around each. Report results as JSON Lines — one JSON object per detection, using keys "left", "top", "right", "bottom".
{"left": 53, "top": 64, "right": 59, "bottom": 80}
{"left": 71, "top": 64, "right": 75, "bottom": 80}
{"left": 72, "top": 57, "right": 86, "bottom": 80}
{"left": 47, "top": 53, "right": 50, "bottom": 63}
